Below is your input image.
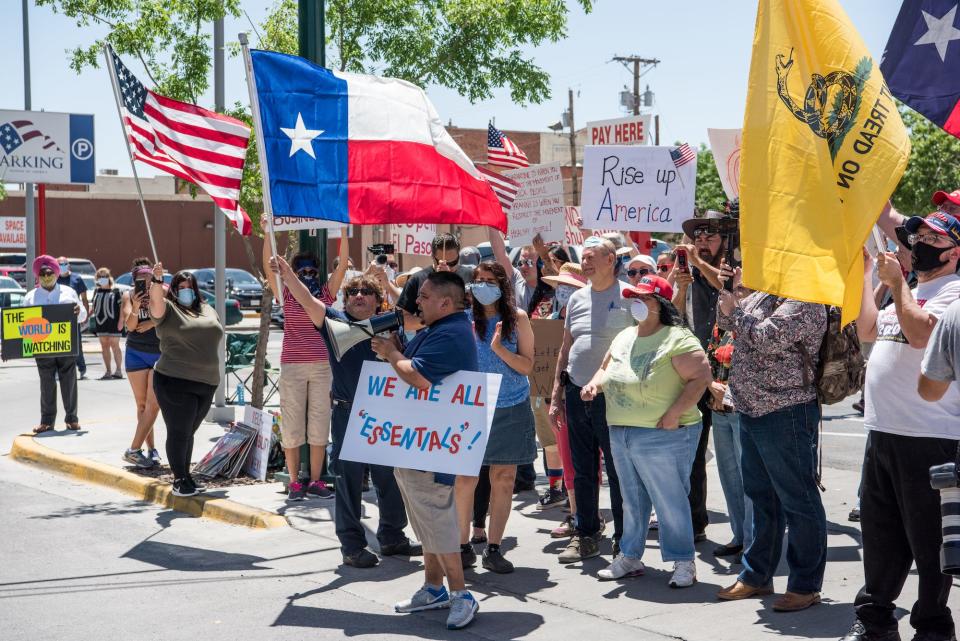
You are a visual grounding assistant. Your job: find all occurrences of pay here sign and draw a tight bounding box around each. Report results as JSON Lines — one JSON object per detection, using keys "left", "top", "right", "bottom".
{"left": 339, "top": 361, "right": 501, "bottom": 476}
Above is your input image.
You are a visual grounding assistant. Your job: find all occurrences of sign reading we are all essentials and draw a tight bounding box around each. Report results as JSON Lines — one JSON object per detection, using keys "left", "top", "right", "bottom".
{"left": 338, "top": 361, "right": 501, "bottom": 476}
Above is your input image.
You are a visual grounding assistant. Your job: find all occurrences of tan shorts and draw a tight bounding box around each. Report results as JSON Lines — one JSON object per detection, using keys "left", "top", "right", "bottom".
{"left": 279, "top": 361, "right": 332, "bottom": 448}
{"left": 393, "top": 468, "right": 460, "bottom": 554}
{"left": 531, "top": 397, "right": 557, "bottom": 448}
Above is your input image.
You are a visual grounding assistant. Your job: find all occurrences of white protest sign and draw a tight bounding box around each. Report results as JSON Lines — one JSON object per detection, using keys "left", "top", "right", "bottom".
{"left": 586, "top": 115, "right": 652, "bottom": 146}
{"left": 339, "top": 361, "right": 502, "bottom": 476}
{"left": 581, "top": 145, "right": 697, "bottom": 233}
{"left": 240, "top": 405, "right": 274, "bottom": 481}
{"left": 503, "top": 162, "right": 566, "bottom": 245}
{"left": 563, "top": 206, "right": 618, "bottom": 246}
{"left": 271, "top": 216, "right": 351, "bottom": 238}
{"left": 707, "top": 128, "right": 742, "bottom": 200}
{"left": 389, "top": 223, "right": 436, "bottom": 256}
{"left": 0, "top": 217, "right": 26, "bottom": 249}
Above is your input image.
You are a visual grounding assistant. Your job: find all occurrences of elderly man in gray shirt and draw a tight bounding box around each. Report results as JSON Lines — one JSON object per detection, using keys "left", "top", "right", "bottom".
{"left": 549, "top": 236, "right": 633, "bottom": 563}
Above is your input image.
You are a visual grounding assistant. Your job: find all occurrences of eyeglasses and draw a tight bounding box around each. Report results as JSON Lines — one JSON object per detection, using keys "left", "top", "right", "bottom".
{"left": 38, "top": 270, "right": 55, "bottom": 277}
{"left": 518, "top": 259, "right": 536, "bottom": 267}
{"left": 908, "top": 232, "right": 953, "bottom": 247}
{"left": 626, "top": 268, "right": 651, "bottom": 278}
{"left": 346, "top": 287, "right": 377, "bottom": 297}
{"left": 692, "top": 228, "right": 721, "bottom": 239}
{"left": 657, "top": 264, "right": 673, "bottom": 273}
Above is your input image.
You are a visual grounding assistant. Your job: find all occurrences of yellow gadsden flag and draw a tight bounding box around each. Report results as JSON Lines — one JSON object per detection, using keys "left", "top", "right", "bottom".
{"left": 740, "top": 0, "right": 910, "bottom": 324}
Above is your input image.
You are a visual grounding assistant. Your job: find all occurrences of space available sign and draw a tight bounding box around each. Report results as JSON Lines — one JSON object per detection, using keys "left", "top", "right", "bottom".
{"left": 0, "top": 217, "right": 25, "bottom": 249}
{"left": 0, "top": 110, "right": 95, "bottom": 184}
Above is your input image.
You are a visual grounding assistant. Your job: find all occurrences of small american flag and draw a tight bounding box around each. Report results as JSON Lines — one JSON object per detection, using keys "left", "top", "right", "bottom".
{"left": 477, "top": 165, "right": 520, "bottom": 214}
{"left": 0, "top": 121, "right": 62, "bottom": 155}
{"left": 670, "top": 143, "right": 696, "bottom": 168}
{"left": 109, "top": 48, "right": 252, "bottom": 235}
{"left": 487, "top": 123, "right": 529, "bottom": 169}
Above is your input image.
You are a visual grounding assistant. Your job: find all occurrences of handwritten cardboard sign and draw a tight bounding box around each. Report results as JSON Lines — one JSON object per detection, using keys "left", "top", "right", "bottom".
{"left": 389, "top": 223, "right": 436, "bottom": 256}
{"left": 707, "top": 128, "right": 742, "bottom": 200}
{"left": 339, "top": 361, "right": 502, "bottom": 476}
{"left": 1, "top": 304, "right": 78, "bottom": 360}
{"left": 240, "top": 405, "right": 275, "bottom": 481}
{"left": 563, "top": 206, "right": 621, "bottom": 246}
{"left": 528, "top": 319, "right": 564, "bottom": 399}
{"left": 581, "top": 145, "right": 697, "bottom": 233}
{"left": 504, "top": 162, "right": 566, "bottom": 245}
{"left": 586, "top": 115, "right": 652, "bottom": 146}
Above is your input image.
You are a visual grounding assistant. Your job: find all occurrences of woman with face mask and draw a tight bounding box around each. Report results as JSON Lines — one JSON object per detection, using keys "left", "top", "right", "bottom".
{"left": 454, "top": 261, "right": 536, "bottom": 575}
{"left": 148, "top": 264, "right": 224, "bottom": 497}
{"left": 580, "top": 276, "right": 711, "bottom": 588}
{"left": 90, "top": 268, "right": 124, "bottom": 380}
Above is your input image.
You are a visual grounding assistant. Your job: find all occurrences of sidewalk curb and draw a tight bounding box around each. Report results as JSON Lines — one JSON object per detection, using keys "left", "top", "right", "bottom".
{"left": 9, "top": 435, "right": 288, "bottom": 530}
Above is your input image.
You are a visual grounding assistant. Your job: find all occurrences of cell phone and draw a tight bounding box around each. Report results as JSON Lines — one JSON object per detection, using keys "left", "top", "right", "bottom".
{"left": 676, "top": 248, "right": 690, "bottom": 274}
{"left": 134, "top": 279, "right": 147, "bottom": 297}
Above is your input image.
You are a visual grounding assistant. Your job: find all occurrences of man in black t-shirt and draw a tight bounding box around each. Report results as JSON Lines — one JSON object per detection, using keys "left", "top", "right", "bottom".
{"left": 396, "top": 233, "right": 474, "bottom": 322}
{"left": 275, "top": 256, "right": 421, "bottom": 569}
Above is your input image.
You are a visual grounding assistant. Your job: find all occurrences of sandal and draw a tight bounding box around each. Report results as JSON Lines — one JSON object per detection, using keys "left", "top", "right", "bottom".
{"left": 66, "top": 422, "right": 81, "bottom": 431}
{"left": 33, "top": 424, "right": 53, "bottom": 434}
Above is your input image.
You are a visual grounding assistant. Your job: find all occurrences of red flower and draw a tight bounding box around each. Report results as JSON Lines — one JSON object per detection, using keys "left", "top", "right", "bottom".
{"left": 714, "top": 344, "right": 734, "bottom": 366}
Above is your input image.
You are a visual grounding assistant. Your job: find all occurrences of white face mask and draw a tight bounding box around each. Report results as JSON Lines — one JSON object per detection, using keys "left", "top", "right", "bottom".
{"left": 631, "top": 299, "right": 650, "bottom": 322}
{"left": 97, "top": 277, "right": 110, "bottom": 287}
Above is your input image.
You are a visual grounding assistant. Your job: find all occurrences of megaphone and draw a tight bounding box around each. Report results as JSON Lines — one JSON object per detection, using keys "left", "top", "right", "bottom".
{"left": 324, "top": 309, "right": 404, "bottom": 361}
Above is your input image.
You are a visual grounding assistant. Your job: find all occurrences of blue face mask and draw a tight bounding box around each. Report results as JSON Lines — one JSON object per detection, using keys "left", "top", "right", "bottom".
{"left": 177, "top": 289, "right": 196, "bottom": 307}
{"left": 471, "top": 282, "right": 502, "bottom": 306}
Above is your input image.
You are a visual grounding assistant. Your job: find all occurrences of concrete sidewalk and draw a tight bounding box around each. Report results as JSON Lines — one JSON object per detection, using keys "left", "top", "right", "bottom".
{"left": 3, "top": 341, "right": 956, "bottom": 641}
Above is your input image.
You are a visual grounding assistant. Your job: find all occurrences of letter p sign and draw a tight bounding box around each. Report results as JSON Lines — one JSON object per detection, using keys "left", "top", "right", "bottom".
{"left": 72, "top": 139, "right": 93, "bottom": 161}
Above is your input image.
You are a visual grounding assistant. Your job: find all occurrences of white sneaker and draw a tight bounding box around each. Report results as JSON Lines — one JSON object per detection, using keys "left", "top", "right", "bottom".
{"left": 669, "top": 560, "right": 697, "bottom": 588}
{"left": 446, "top": 590, "right": 479, "bottom": 629}
{"left": 597, "top": 553, "right": 645, "bottom": 581}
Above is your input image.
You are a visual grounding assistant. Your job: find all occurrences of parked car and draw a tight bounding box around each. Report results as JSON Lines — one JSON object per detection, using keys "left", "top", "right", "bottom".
{"left": 270, "top": 301, "right": 284, "bottom": 328}
{"left": 188, "top": 268, "right": 263, "bottom": 311}
{"left": 0, "top": 275, "right": 26, "bottom": 308}
{"left": 0, "top": 253, "right": 27, "bottom": 287}
{"left": 199, "top": 289, "right": 243, "bottom": 326}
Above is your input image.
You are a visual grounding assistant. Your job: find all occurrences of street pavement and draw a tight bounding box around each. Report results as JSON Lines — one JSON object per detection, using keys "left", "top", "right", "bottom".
{"left": 1, "top": 328, "right": 955, "bottom": 641}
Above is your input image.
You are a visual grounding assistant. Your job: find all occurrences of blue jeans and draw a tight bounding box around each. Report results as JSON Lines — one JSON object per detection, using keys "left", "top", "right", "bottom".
{"left": 712, "top": 410, "right": 753, "bottom": 548}
{"left": 738, "top": 400, "right": 826, "bottom": 594}
{"left": 609, "top": 423, "right": 702, "bottom": 562}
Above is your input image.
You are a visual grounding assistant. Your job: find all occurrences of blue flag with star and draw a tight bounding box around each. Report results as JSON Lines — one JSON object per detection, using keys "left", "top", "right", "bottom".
{"left": 881, "top": 0, "right": 960, "bottom": 138}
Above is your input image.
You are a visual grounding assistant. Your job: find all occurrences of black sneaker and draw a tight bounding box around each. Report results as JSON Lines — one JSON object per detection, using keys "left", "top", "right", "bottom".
{"left": 187, "top": 475, "right": 207, "bottom": 493}
{"left": 482, "top": 547, "right": 515, "bottom": 574}
{"left": 849, "top": 507, "right": 861, "bottom": 522}
{"left": 537, "top": 487, "right": 567, "bottom": 510}
{"left": 342, "top": 548, "right": 379, "bottom": 568}
{"left": 381, "top": 540, "right": 423, "bottom": 557}
{"left": 171, "top": 478, "right": 198, "bottom": 497}
{"left": 461, "top": 544, "right": 477, "bottom": 568}
{"left": 840, "top": 620, "right": 902, "bottom": 641}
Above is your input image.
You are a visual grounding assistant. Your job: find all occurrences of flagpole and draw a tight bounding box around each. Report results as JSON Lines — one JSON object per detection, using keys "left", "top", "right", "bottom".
{"left": 103, "top": 44, "right": 159, "bottom": 264}
{"left": 239, "top": 33, "right": 284, "bottom": 298}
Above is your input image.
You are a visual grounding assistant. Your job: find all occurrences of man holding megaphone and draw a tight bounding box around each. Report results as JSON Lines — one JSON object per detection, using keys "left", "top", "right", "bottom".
{"left": 272, "top": 256, "right": 421, "bottom": 569}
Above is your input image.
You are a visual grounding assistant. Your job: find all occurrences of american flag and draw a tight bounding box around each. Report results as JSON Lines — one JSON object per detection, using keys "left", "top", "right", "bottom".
{"left": 477, "top": 165, "right": 520, "bottom": 213}
{"left": 109, "top": 48, "right": 252, "bottom": 235}
{"left": 670, "top": 143, "right": 696, "bottom": 168}
{"left": 487, "top": 123, "right": 529, "bottom": 169}
{"left": 0, "top": 121, "right": 62, "bottom": 155}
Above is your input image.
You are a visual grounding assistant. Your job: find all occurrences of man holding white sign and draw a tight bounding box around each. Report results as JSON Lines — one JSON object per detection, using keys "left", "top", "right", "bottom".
{"left": 371, "top": 271, "right": 482, "bottom": 631}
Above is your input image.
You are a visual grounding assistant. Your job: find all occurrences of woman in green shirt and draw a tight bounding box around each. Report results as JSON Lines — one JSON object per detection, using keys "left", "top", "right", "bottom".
{"left": 148, "top": 263, "right": 224, "bottom": 497}
{"left": 581, "top": 276, "right": 710, "bottom": 588}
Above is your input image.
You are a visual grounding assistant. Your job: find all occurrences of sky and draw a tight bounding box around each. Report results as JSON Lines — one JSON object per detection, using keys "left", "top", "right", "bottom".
{"left": 0, "top": 0, "right": 904, "bottom": 180}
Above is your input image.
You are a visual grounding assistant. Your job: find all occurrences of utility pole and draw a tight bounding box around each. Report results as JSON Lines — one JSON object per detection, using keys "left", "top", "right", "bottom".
{"left": 612, "top": 54, "right": 660, "bottom": 115}
{"left": 568, "top": 88, "right": 579, "bottom": 205}
{"left": 298, "top": 0, "right": 326, "bottom": 273}
{"left": 22, "top": 0, "right": 35, "bottom": 272}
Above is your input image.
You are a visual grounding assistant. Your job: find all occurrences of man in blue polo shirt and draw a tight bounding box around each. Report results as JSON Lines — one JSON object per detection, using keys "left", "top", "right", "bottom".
{"left": 371, "top": 270, "right": 480, "bottom": 631}
{"left": 274, "top": 256, "right": 420, "bottom": 569}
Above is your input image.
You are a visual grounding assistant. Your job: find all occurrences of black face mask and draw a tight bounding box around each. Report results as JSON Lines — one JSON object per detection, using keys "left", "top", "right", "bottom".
{"left": 911, "top": 242, "right": 949, "bottom": 273}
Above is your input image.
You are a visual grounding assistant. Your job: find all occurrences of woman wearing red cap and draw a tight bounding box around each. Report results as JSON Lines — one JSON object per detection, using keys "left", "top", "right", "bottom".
{"left": 580, "top": 275, "right": 711, "bottom": 588}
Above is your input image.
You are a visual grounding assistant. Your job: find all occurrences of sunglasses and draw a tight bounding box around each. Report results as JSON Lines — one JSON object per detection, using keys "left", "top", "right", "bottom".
{"left": 39, "top": 270, "right": 55, "bottom": 277}
{"left": 346, "top": 287, "right": 377, "bottom": 297}
{"left": 627, "top": 268, "right": 651, "bottom": 278}
{"left": 518, "top": 259, "right": 537, "bottom": 267}
{"left": 657, "top": 264, "right": 673, "bottom": 273}
{"left": 692, "top": 228, "right": 721, "bottom": 239}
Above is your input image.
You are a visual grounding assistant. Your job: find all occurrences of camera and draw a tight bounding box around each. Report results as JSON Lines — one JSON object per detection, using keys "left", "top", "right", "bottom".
{"left": 367, "top": 243, "right": 394, "bottom": 256}
{"left": 930, "top": 460, "right": 960, "bottom": 575}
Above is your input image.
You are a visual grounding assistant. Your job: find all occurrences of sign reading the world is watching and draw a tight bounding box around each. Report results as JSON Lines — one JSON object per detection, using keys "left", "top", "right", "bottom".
{"left": 0, "top": 110, "right": 95, "bottom": 184}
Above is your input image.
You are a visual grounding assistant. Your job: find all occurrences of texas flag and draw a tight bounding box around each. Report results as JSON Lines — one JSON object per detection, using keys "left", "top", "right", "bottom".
{"left": 881, "top": 1, "right": 960, "bottom": 138}
{"left": 249, "top": 49, "right": 507, "bottom": 232}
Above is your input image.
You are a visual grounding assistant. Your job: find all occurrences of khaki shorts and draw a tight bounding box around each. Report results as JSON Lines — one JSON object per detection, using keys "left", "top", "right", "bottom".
{"left": 531, "top": 397, "right": 557, "bottom": 448}
{"left": 279, "top": 361, "right": 332, "bottom": 448}
{"left": 393, "top": 468, "right": 460, "bottom": 554}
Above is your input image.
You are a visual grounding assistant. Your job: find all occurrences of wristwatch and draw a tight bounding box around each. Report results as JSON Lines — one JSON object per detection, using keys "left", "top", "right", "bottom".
{"left": 151, "top": 277, "right": 164, "bottom": 284}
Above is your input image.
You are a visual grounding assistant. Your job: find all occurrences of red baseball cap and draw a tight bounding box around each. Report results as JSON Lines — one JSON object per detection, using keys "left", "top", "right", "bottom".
{"left": 932, "top": 189, "right": 960, "bottom": 207}
{"left": 623, "top": 275, "right": 673, "bottom": 301}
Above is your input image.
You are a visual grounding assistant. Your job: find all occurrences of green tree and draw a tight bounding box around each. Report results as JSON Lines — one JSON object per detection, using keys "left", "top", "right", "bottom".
{"left": 892, "top": 107, "right": 960, "bottom": 217}
{"left": 694, "top": 144, "right": 727, "bottom": 214}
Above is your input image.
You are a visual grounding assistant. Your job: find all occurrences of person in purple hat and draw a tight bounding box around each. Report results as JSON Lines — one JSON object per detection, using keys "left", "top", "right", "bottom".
{"left": 21, "top": 255, "right": 87, "bottom": 433}
{"left": 843, "top": 210, "right": 960, "bottom": 641}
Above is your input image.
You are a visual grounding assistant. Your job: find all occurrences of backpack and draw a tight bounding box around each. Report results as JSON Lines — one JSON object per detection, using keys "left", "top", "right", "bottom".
{"left": 797, "top": 305, "right": 865, "bottom": 405}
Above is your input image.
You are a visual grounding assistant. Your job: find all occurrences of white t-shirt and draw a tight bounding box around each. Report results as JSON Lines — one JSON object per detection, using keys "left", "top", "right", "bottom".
{"left": 864, "top": 273, "right": 960, "bottom": 439}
